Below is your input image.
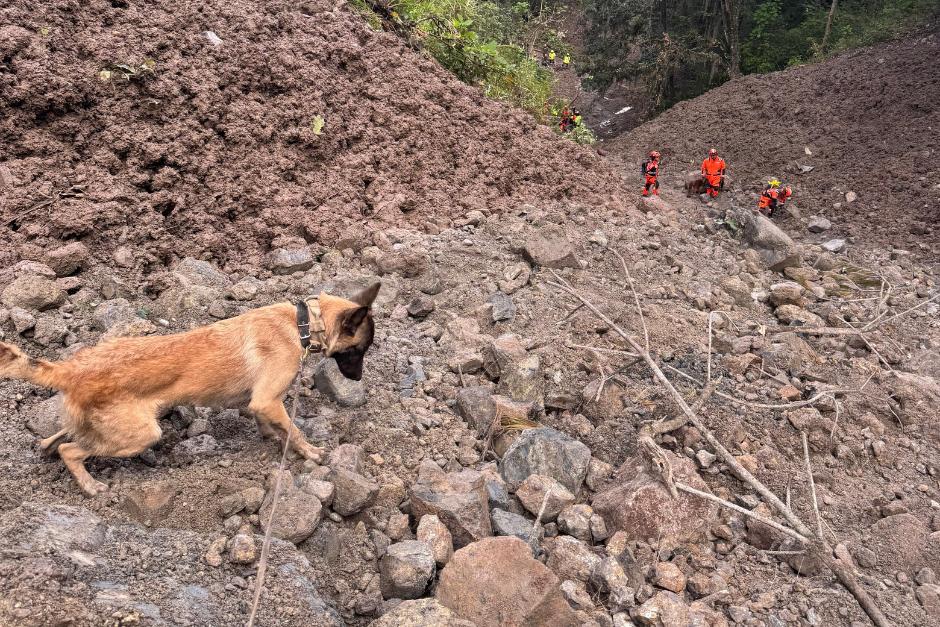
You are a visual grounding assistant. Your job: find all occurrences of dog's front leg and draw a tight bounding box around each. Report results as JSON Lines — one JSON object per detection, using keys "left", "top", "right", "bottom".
{"left": 250, "top": 399, "right": 324, "bottom": 462}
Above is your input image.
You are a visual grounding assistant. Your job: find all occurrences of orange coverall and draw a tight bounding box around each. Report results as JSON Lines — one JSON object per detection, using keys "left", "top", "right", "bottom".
{"left": 701, "top": 156, "right": 726, "bottom": 198}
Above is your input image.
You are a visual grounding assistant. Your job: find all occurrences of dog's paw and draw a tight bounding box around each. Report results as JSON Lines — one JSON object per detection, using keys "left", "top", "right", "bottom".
{"left": 80, "top": 479, "right": 109, "bottom": 497}
{"left": 298, "top": 444, "right": 324, "bottom": 463}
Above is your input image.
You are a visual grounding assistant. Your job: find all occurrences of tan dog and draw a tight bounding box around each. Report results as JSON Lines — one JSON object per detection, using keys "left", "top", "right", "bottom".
{"left": 0, "top": 283, "right": 380, "bottom": 496}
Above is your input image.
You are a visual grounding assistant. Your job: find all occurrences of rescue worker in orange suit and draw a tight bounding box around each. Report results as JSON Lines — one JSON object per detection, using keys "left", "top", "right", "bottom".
{"left": 700, "top": 148, "right": 726, "bottom": 198}
{"left": 757, "top": 179, "right": 793, "bottom": 217}
{"left": 559, "top": 107, "right": 572, "bottom": 133}
{"left": 642, "top": 150, "right": 661, "bottom": 196}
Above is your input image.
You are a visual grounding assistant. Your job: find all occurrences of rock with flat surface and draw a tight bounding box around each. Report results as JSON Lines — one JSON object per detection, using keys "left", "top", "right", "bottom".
{"left": 267, "top": 248, "right": 315, "bottom": 275}
{"left": 417, "top": 514, "right": 454, "bottom": 566}
{"left": 315, "top": 358, "right": 367, "bottom": 407}
{"left": 635, "top": 591, "right": 690, "bottom": 626}
{"left": 807, "top": 217, "right": 831, "bottom": 233}
{"left": 739, "top": 210, "right": 801, "bottom": 271}
{"left": 516, "top": 475, "right": 576, "bottom": 520}
{"left": 409, "top": 460, "right": 492, "bottom": 548}
{"left": 822, "top": 238, "right": 846, "bottom": 253}
{"left": 522, "top": 225, "right": 580, "bottom": 269}
{"left": 491, "top": 508, "right": 541, "bottom": 544}
{"left": 380, "top": 540, "right": 436, "bottom": 599}
{"left": 436, "top": 536, "right": 579, "bottom": 626}
{"left": 592, "top": 453, "right": 718, "bottom": 550}
{"left": 2, "top": 276, "right": 66, "bottom": 311}
{"left": 44, "top": 242, "right": 90, "bottom": 277}
{"left": 545, "top": 535, "right": 601, "bottom": 583}
{"left": 500, "top": 427, "right": 591, "bottom": 493}
{"left": 329, "top": 468, "right": 378, "bottom": 516}
{"left": 259, "top": 479, "right": 323, "bottom": 544}
{"left": 372, "top": 599, "right": 475, "bottom": 626}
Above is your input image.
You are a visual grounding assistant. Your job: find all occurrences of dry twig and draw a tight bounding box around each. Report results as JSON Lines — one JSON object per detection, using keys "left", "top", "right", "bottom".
{"left": 546, "top": 271, "right": 892, "bottom": 627}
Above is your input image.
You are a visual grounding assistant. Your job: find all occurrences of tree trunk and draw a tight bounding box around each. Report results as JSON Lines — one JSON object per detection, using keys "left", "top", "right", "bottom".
{"left": 721, "top": 0, "right": 741, "bottom": 77}
{"left": 822, "top": 0, "right": 838, "bottom": 52}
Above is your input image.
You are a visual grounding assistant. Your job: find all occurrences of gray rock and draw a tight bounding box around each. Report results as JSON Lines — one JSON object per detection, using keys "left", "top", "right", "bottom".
{"left": 492, "top": 509, "right": 541, "bottom": 544}
{"left": 489, "top": 292, "right": 516, "bottom": 322}
{"left": 822, "top": 238, "right": 846, "bottom": 253}
{"left": 227, "top": 278, "right": 260, "bottom": 301}
{"left": 328, "top": 443, "right": 366, "bottom": 474}
{"left": 495, "top": 354, "right": 544, "bottom": 409}
{"left": 314, "top": 358, "right": 367, "bottom": 407}
{"left": 845, "top": 191, "right": 858, "bottom": 203}
{"left": 380, "top": 541, "right": 436, "bottom": 599}
{"left": 455, "top": 387, "right": 496, "bottom": 434}
{"left": 175, "top": 257, "right": 231, "bottom": 288}
{"left": 329, "top": 468, "right": 378, "bottom": 516}
{"left": 260, "top": 480, "right": 324, "bottom": 544}
{"left": 173, "top": 434, "right": 218, "bottom": 459}
{"left": 10, "top": 307, "right": 36, "bottom": 333}
{"left": 267, "top": 248, "right": 315, "bottom": 275}
{"left": 807, "top": 217, "right": 831, "bottom": 233}
{"left": 92, "top": 299, "right": 139, "bottom": 331}
{"left": 522, "top": 225, "right": 580, "bottom": 269}
{"left": 407, "top": 295, "right": 435, "bottom": 318}
{"left": 26, "top": 394, "right": 64, "bottom": 438}
{"left": 557, "top": 504, "right": 594, "bottom": 542}
{"left": 409, "top": 460, "right": 492, "bottom": 548}
{"left": 32, "top": 315, "right": 67, "bottom": 347}
{"left": 2, "top": 275, "right": 66, "bottom": 311}
{"left": 500, "top": 427, "right": 591, "bottom": 493}
{"left": 44, "top": 242, "right": 90, "bottom": 277}
{"left": 738, "top": 210, "right": 801, "bottom": 271}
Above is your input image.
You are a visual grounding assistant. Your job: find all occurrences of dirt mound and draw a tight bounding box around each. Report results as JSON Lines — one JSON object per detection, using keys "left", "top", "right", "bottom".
{"left": 608, "top": 28, "right": 940, "bottom": 259}
{"left": 0, "top": 0, "right": 625, "bottom": 271}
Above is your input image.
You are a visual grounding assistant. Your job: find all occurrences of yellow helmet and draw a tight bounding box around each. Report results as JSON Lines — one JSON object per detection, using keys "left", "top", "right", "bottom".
{"left": 768, "top": 178, "right": 781, "bottom": 188}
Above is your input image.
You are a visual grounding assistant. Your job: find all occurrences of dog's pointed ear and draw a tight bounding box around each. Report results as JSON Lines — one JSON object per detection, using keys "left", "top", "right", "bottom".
{"left": 350, "top": 282, "right": 381, "bottom": 307}
{"left": 341, "top": 306, "right": 370, "bottom": 336}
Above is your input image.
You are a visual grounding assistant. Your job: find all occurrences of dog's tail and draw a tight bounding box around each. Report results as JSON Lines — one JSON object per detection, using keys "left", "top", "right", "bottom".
{"left": 0, "top": 342, "right": 69, "bottom": 390}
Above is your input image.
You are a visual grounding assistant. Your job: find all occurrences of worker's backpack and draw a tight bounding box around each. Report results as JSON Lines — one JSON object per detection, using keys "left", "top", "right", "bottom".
{"left": 640, "top": 160, "right": 649, "bottom": 175}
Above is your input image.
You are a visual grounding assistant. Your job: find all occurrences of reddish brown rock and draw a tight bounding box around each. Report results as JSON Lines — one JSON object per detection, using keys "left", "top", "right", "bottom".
{"left": 592, "top": 453, "right": 718, "bottom": 550}
{"left": 436, "top": 536, "right": 579, "bottom": 627}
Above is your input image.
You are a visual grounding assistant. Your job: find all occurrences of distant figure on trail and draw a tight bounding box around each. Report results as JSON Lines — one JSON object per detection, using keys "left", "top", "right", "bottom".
{"left": 757, "top": 178, "right": 792, "bottom": 217}
{"left": 571, "top": 108, "right": 582, "bottom": 128}
{"left": 559, "top": 107, "right": 572, "bottom": 133}
{"left": 642, "top": 150, "right": 661, "bottom": 197}
{"left": 562, "top": 53, "right": 571, "bottom": 68}
{"left": 701, "top": 148, "right": 726, "bottom": 199}
{"left": 548, "top": 49, "right": 556, "bottom": 66}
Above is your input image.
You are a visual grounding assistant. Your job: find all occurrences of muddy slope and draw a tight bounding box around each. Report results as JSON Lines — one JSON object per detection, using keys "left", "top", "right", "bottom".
{"left": 609, "top": 29, "right": 940, "bottom": 258}
{"left": 0, "top": 0, "right": 626, "bottom": 271}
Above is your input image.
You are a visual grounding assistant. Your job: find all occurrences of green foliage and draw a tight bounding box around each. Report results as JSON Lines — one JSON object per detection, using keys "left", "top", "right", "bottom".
{"left": 582, "top": 0, "right": 939, "bottom": 112}
{"left": 567, "top": 124, "right": 597, "bottom": 145}
{"left": 355, "top": 0, "right": 561, "bottom": 116}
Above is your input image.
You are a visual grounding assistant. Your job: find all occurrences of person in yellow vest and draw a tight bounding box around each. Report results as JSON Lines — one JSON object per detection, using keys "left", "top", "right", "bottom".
{"left": 548, "top": 49, "right": 556, "bottom": 66}
{"left": 562, "top": 53, "right": 571, "bottom": 68}
{"left": 572, "top": 108, "right": 582, "bottom": 127}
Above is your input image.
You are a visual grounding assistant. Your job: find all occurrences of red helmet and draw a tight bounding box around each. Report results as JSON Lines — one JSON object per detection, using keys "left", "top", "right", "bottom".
{"left": 708, "top": 148, "right": 718, "bottom": 156}
{"left": 649, "top": 150, "right": 661, "bottom": 159}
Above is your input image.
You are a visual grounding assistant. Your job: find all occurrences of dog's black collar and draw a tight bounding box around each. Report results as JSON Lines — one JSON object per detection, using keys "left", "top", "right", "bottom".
{"left": 296, "top": 300, "right": 324, "bottom": 353}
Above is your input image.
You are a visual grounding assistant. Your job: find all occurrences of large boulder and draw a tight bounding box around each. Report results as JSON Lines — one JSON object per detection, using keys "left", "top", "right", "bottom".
{"left": 500, "top": 427, "right": 591, "bottom": 493}
{"left": 738, "top": 210, "right": 801, "bottom": 271}
{"left": 409, "top": 460, "right": 492, "bottom": 548}
{"left": 436, "top": 536, "right": 579, "bottom": 626}
{"left": 521, "top": 225, "right": 581, "bottom": 269}
{"left": 592, "top": 453, "right": 718, "bottom": 550}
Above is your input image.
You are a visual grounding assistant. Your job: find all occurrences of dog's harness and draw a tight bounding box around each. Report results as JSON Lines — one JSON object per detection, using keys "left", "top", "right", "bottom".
{"left": 295, "top": 299, "right": 326, "bottom": 359}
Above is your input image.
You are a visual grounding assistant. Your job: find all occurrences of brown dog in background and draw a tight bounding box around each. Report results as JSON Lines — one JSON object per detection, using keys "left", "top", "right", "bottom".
{"left": 0, "top": 283, "right": 380, "bottom": 496}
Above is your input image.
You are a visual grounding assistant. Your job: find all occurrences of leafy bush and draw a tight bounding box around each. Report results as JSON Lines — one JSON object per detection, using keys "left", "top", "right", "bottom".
{"left": 356, "top": 0, "right": 559, "bottom": 117}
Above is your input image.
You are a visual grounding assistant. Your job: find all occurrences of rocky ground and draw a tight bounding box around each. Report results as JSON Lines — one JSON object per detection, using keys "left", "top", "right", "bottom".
{"left": 1, "top": 172, "right": 939, "bottom": 626}
{"left": 2, "top": 3, "right": 940, "bottom": 627}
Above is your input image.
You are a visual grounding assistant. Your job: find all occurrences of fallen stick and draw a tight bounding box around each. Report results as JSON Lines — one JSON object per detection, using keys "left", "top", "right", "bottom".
{"left": 547, "top": 271, "right": 892, "bottom": 627}
{"left": 802, "top": 432, "right": 825, "bottom": 539}
{"left": 611, "top": 248, "right": 649, "bottom": 353}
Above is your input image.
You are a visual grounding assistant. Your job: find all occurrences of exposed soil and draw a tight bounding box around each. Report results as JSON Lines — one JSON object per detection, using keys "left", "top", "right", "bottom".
{"left": 608, "top": 28, "right": 940, "bottom": 261}
{"left": 1, "top": 2, "right": 939, "bottom": 627}
{"left": 0, "top": 0, "right": 626, "bottom": 272}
